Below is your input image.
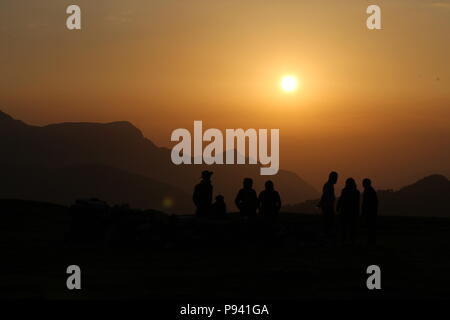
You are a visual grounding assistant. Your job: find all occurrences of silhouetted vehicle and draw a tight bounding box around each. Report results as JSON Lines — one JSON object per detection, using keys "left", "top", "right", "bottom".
{"left": 337, "top": 178, "right": 360, "bottom": 245}
{"left": 362, "top": 178, "right": 379, "bottom": 246}
{"left": 211, "top": 195, "right": 227, "bottom": 218}
{"left": 258, "top": 180, "right": 281, "bottom": 218}
{"left": 235, "top": 178, "right": 258, "bottom": 218}
{"left": 318, "top": 171, "right": 338, "bottom": 236}
{"left": 193, "top": 170, "right": 213, "bottom": 217}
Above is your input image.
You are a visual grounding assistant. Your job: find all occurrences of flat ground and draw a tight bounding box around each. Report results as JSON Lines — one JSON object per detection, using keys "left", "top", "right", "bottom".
{"left": 1, "top": 201, "right": 449, "bottom": 300}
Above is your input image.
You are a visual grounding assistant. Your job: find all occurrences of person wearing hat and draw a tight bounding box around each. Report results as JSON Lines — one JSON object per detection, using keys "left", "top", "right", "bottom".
{"left": 193, "top": 170, "right": 214, "bottom": 217}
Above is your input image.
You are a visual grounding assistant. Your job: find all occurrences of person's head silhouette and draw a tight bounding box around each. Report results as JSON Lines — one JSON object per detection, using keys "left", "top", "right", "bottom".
{"left": 243, "top": 178, "right": 253, "bottom": 189}
{"left": 345, "top": 178, "right": 357, "bottom": 189}
{"left": 201, "top": 170, "right": 213, "bottom": 182}
{"left": 363, "top": 178, "right": 372, "bottom": 188}
{"left": 215, "top": 194, "right": 224, "bottom": 202}
{"left": 329, "top": 171, "right": 338, "bottom": 184}
{"left": 265, "top": 180, "right": 274, "bottom": 191}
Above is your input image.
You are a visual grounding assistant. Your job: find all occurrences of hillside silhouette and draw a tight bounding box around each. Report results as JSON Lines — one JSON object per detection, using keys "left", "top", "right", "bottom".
{"left": 284, "top": 174, "right": 450, "bottom": 217}
{"left": 0, "top": 110, "right": 318, "bottom": 212}
{"left": 0, "top": 164, "right": 191, "bottom": 212}
{"left": 378, "top": 174, "right": 450, "bottom": 216}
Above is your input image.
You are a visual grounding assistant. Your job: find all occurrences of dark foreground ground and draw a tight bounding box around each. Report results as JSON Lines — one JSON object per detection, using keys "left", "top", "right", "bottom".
{"left": 1, "top": 199, "right": 450, "bottom": 300}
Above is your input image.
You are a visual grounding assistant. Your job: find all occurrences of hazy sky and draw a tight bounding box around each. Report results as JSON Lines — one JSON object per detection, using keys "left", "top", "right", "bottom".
{"left": 1, "top": 0, "right": 449, "bottom": 189}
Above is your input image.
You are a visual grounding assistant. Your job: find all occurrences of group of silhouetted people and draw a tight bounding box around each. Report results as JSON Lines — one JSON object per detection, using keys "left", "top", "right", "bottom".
{"left": 192, "top": 169, "right": 378, "bottom": 246}
{"left": 193, "top": 171, "right": 281, "bottom": 220}
{"left": 318, "top": 171, "right": 379, "bottom": 246}
{"left": 236, "top": 178, "right": 281, "bottom": 219}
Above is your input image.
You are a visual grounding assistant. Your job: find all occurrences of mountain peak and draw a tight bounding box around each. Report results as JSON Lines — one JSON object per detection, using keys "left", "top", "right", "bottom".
{"left": 43, "top": 120, "right": 144, "bottom": 138}
{"left": 398, "top": 174, "right": 450, "bottom": 195}
{"left": 414, "top": 174, "right": 448, "bottom": 185}
{"left": 105, "top": 121, "right": 144, "bottom": 138}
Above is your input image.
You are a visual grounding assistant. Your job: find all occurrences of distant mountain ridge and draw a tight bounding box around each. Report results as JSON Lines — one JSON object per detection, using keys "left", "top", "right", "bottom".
{"left": 0, "top": 110, "right": 319, "bottom": 212}
{"left": 378, "top": 174, "right": 450, "bottom": 216}
{"left": 0, "top": 164, "right": 191, "bottom": 212}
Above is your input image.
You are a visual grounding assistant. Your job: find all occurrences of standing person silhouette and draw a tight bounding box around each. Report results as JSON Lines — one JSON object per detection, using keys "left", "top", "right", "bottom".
{"left": 193, "top": 170, "right": 213, "bottom": 217}
{"left": 258, "top": 180, "right": 282, "bottom": 219}
{"left": 235, "top": 178, "right": 258, "bottom": 218}
{"left": 337, "top": 178, "right": 360, "bottom": 245}
{"left": 362, "top": 178, "right": 378, "bottom": 246}
{"left": 318, "top": 171, "right": 338, "bottom": 237}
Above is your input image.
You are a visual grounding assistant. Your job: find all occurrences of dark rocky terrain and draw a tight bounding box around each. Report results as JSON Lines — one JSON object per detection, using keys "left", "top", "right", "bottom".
{"left": 1, "top": 199, "right": 449, "bottom": 300}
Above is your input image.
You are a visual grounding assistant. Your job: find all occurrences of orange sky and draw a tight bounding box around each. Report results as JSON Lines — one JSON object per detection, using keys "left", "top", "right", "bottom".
{"left": 1, "top": 0, "right": 449, "bottom": 189}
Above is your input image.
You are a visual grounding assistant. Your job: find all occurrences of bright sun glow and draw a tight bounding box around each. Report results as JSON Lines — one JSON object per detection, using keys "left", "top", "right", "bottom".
{"left": 280, "top": 75, "right": 298, "bottom": 92}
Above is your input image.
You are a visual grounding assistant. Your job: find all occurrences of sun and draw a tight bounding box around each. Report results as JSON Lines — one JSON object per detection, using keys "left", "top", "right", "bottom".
{"left": 280, "top": 75, "right": 298, "bottom": 92}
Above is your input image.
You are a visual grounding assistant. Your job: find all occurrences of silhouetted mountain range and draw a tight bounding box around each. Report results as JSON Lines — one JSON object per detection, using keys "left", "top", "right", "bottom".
{"left": 0, "top": 165, "right": 191, "bottom": 212}
{"left": 283, "top": 174, "right": 450, "bottom": 217}
{"left": 0, "top": 110, "right": 318, "bottom": 212}
{"left": 378, "top": 174, "right": 450, "bottom": 216}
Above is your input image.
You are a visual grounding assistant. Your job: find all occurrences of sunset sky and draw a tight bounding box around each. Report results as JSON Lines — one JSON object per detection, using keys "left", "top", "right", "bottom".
{"left": 1, "top": 0, "right": 449, "bottom": 189}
